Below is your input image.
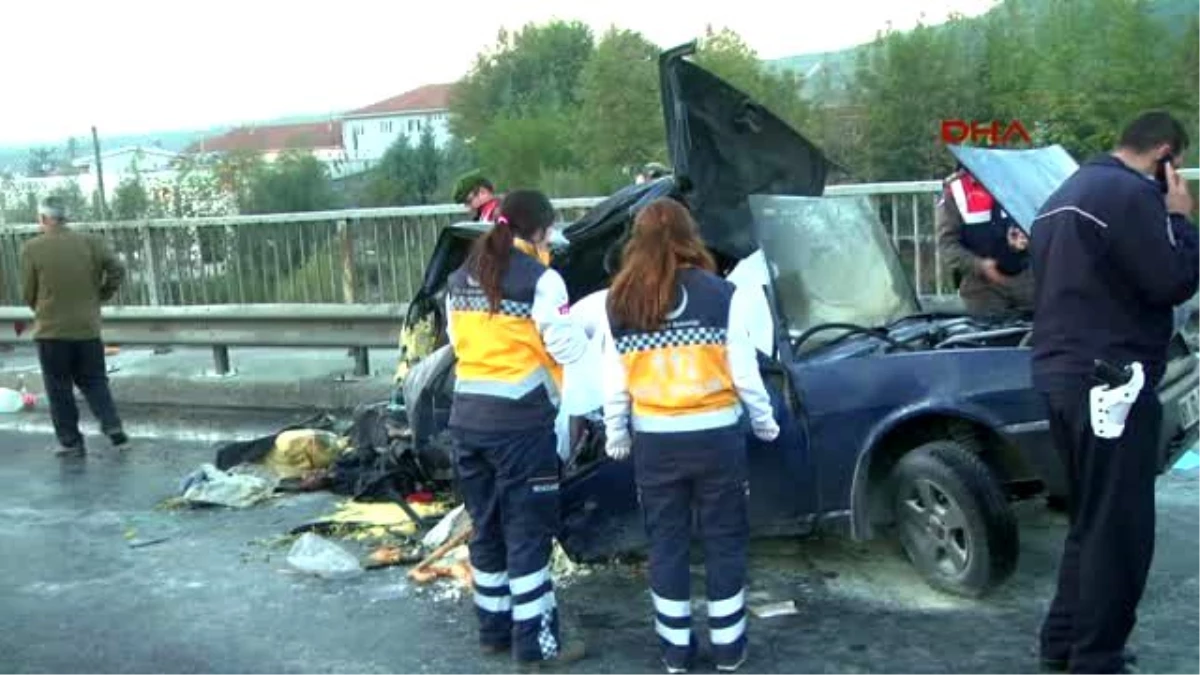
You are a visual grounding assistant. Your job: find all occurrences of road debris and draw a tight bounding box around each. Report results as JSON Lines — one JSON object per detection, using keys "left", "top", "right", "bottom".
{"left": 292, "top": 499, "right": 449, "bottom": 541}
{"left": 286, "top": 533, "right": 364, "bottom": 579}
{"left": 750, "top": 600, "right": 799, "bottom": 618}
{"left": 366, "top": 544, "right": 423, "bottom": 569}
{"left": 179, "top": 463, "right": 279, "bottom": 508}
{"left": 421, "top": 504, "right": 471, "bottom": 549}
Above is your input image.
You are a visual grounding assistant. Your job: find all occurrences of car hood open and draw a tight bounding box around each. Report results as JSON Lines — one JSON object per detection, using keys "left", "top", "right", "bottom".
{"left": 948, "top": 144, "right": 1079, "bottom": 234}
{"left": 658, "top": 43, "right": 834, "bottom": 261}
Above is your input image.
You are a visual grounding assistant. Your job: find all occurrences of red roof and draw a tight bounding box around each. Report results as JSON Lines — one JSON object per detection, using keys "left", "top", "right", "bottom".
{"left": 187, "top": 121, "right": 342, "bottom": 154}
{"left": 346, "top": 83, "right": 453, "bottom": 117}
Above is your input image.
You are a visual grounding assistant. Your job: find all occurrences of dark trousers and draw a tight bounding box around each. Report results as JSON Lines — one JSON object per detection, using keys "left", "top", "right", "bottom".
{"left": 634, "top": 424, "right": 749, "bottom": 669}
{"left": 960, "top": 267, "right": 1035, "bottom": 318}
{"left": 36, "top": 339, "right": 123, "bottom": 448}
{"left": 451, "top": 425, "right": 563, "bottom": 663}
{"left": 1039, "top": 384, "right": 1161, "bottom": 673}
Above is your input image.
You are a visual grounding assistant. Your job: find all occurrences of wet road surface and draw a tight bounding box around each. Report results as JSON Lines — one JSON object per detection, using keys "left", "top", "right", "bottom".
{"left": 0, "top": 429, "right": 1195, "bottom": 673}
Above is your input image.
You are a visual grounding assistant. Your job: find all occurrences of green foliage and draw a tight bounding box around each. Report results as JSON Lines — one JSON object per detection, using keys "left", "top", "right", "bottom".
{"left": 476, "top": 113, "right": 576, "bottom": 189}
{"left": 112, "top": 175, "right": 151, "bottom": 221}
{"left": 574, "top": 28, "right": 666, "bottom": 179}
{"left": 450, "top": 21, "right": 596, "bottom": 144}
{"left": 239, "top": 151, "right": 340, "bottom": 215}
{"left": 694, "top": 28, "right": 813, "bottom": 133}
{"left": 414, "top": 125, "right": 441, "bottom": 204}
{"left": 47, "top": 181, "right": 92, "bottom": 221}
{"left": 844, "top": 0, "right": 1198, "bottom": 180}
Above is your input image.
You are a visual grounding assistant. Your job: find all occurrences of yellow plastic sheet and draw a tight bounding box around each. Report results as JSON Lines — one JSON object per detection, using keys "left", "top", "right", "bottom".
{"left": 322, "top": 500, "right": 449, "bottom": 540}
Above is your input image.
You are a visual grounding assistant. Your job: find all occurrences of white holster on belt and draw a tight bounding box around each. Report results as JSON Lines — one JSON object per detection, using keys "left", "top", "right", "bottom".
{"left": 1089, "top": 362, "right": 1145, "bottom": 439}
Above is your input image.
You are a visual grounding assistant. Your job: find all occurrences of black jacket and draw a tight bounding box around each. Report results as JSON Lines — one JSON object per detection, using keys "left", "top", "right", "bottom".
{"left": 1029, "top": 155, "right": 1199, "bottom": 391}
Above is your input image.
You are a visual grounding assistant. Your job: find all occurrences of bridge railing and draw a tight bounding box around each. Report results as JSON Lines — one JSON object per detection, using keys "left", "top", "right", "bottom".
{"left": 0, "top": 172, "right": 1194, "bottom": 308}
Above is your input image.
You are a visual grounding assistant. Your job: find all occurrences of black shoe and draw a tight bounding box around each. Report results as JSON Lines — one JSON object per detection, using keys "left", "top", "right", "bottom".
{"left": 108, "top": 430, "right": 129, "bottom": 447}
{"left": 1041, "top": 650, "right": 1138, "bottom": 673}
{"left": 54, "top": 442, "right": 85, "bottom": 458}
{"left": 716, "top": 645, "right": 748, "bottom": 673}
{"left": 479, "top": 643, "right": 509, "bottom": 658}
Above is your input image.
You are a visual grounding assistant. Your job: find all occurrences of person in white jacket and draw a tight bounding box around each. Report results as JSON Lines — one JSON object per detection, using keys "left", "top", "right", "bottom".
{"left": 600, "top": 198, "right": 779, "bottom": 674}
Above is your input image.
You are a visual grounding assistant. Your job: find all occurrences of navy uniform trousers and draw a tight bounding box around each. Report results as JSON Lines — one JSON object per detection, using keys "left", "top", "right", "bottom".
{"left": 451, "top": 425, "right": 563, "bottom": 663}
{"left": 1039, "top": 383, "right": 1162, "bottom": 673}
{"left": 633, "top": 423, "right": 749, "bottom": 668}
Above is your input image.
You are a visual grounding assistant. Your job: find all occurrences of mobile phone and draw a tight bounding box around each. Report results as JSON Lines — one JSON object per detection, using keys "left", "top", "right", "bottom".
{"left": 1155, "top": 156, "right": 1172, "bottom": 194}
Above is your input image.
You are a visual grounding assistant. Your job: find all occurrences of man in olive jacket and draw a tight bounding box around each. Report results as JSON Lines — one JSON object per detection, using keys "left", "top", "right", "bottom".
{"left": 20, "top": 196, "right": 127, "bottom": 456}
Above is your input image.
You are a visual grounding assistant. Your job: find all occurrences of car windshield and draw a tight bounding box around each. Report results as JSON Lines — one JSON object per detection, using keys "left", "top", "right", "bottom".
{"left": 751, "top": 194, "right": 919, "bottom": 346}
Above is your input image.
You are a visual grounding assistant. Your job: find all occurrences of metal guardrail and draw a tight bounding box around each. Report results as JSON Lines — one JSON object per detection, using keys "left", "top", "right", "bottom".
{"left": 0, "top": 174, "right": 1195, "bottom": 308}
{"left": 0, "top": 304, "right": 408, "bottom": 376}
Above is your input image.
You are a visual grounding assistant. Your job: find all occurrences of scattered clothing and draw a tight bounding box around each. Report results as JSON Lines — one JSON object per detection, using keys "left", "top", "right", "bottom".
{"left": 214, "top": 413, "right": 338, "bottom": 470}
{"left": 179, "top": 463, "right": 278, "bottom": 508}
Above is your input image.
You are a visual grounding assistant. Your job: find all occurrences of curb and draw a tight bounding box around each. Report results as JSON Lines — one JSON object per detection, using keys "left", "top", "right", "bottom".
{"left": 0, "top": 362, "right": 395, "bottom": 414}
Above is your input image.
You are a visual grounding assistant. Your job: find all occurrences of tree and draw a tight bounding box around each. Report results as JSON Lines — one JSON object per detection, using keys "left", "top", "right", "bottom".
{"left": 242, "top": 151, "right": 339, "bottom": 214}
{"left": 47, "top": 180, "right": 91, "bottom": 221}
{"left": 574, "top": 27, "right": 666, "bottom": 190}
{"left": 448, "top": 20, "right": 595, "bottom": 189}
{"left": 414, "top": 125, "right": 442, "bottom": 204}
{"left": 694, "top": 27, "right": 812, "bottom": 134}
{"left": 26, "top": 148, "right": 57, "bottom": 177}
{"left": 449, "top": 20, "right": 595, "bottom": 144}
{"left": 112, "top": 175, "right": 151, "bottom": 220}
{"left": 475, "top": 114, "right": 575, "bottom": 190}
{"left": 213, "top": 149, "right": 268, "bottom": 211}
{"left": 365, "top": 134, "right": 420, "bottom": 206}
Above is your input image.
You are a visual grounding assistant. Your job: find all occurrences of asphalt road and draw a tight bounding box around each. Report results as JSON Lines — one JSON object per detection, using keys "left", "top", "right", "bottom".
{"left": 0, "top": 429, "right": 1196, "bottom": 674}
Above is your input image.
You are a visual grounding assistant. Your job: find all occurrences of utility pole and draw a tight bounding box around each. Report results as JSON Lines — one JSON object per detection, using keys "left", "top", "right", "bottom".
{"left": 91, "top": 125, "right": 108, "bottom": 220}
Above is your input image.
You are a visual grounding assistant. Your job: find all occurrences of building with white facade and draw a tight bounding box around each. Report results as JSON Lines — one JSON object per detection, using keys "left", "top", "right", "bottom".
{"left": 72, "top": 146, "right": 181, "bottom": 176}
{"left": 341, "top": 83, "right": 454, "bottom": 164}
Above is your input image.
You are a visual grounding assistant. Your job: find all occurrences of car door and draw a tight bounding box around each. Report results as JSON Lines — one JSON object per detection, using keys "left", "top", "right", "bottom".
{"left": 749, "top": 193, "right": 926, "bottom": 517}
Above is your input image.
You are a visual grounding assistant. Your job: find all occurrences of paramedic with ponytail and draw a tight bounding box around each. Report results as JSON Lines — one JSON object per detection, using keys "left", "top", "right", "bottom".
{"left": 601, "top": 198, "right": 780, "bottom": 674}
{"left": 444, "top": 189, "right": 589, "bottom": 671}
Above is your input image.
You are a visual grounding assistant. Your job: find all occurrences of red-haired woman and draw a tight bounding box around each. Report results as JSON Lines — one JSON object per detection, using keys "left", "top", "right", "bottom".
{"left": 444, "top": 189, "right": 588, "bottom": 670}
{"left": 601, "top": 198, "right": 780, "bottom": 674}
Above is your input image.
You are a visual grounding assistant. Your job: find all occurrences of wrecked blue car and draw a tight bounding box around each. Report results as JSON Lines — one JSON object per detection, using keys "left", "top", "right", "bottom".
{"left": 393, "top": 45, "right": 1200, "bottom": 598}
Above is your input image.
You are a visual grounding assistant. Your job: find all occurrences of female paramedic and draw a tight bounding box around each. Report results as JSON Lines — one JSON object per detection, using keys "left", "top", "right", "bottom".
{"left": 601, "top": 198, "right": 780, "bottom": 674}
{"left": 444, "top": 189, "right": 589, "bottom": 670}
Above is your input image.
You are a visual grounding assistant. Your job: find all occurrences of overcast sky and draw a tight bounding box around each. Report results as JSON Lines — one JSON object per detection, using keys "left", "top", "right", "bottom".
{"left": 0, "top": 0, "right": 998, "bottom": 146}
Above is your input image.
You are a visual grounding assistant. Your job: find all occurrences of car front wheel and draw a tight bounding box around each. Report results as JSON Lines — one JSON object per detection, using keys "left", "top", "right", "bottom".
{"left": 889, "top": 440, "right": 1019, "bottom": 598}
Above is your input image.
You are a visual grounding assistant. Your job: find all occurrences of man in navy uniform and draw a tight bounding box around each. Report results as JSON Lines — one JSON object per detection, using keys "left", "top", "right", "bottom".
{"left": 1029, "top": 110, "right": 1198, "bottom": 674}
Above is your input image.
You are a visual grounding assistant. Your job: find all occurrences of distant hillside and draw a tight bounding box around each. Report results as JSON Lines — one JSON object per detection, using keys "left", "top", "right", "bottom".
{"left": 766, "top": 0, "right": 1196, "bottom": 102}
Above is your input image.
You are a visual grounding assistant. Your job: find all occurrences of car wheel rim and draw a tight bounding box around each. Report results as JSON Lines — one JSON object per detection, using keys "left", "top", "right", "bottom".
{"left": 898, "top": 478, "right": 972, "bottom": 578}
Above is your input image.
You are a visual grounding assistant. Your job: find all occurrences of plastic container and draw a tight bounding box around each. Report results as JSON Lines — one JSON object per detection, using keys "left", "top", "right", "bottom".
{"left": 0, "top": 388, "right": 23, "bottom": 413}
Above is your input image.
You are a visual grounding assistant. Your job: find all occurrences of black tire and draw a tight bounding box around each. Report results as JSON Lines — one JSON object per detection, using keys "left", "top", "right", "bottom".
{"left": 889, "top": 440, "right": 1019, "bottom": 598}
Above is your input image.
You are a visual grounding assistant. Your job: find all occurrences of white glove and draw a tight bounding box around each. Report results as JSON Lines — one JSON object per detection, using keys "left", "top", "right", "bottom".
{"left": 606, "top": 434, "right": 632, "bottom": 460}
{"left": 752, "top": 416, "right": 780, "bottom": 443}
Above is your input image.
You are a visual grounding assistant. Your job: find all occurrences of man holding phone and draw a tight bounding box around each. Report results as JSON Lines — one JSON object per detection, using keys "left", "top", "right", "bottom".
{"left": 1028, "top": 110, "right": 1198, "bottom": 673}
